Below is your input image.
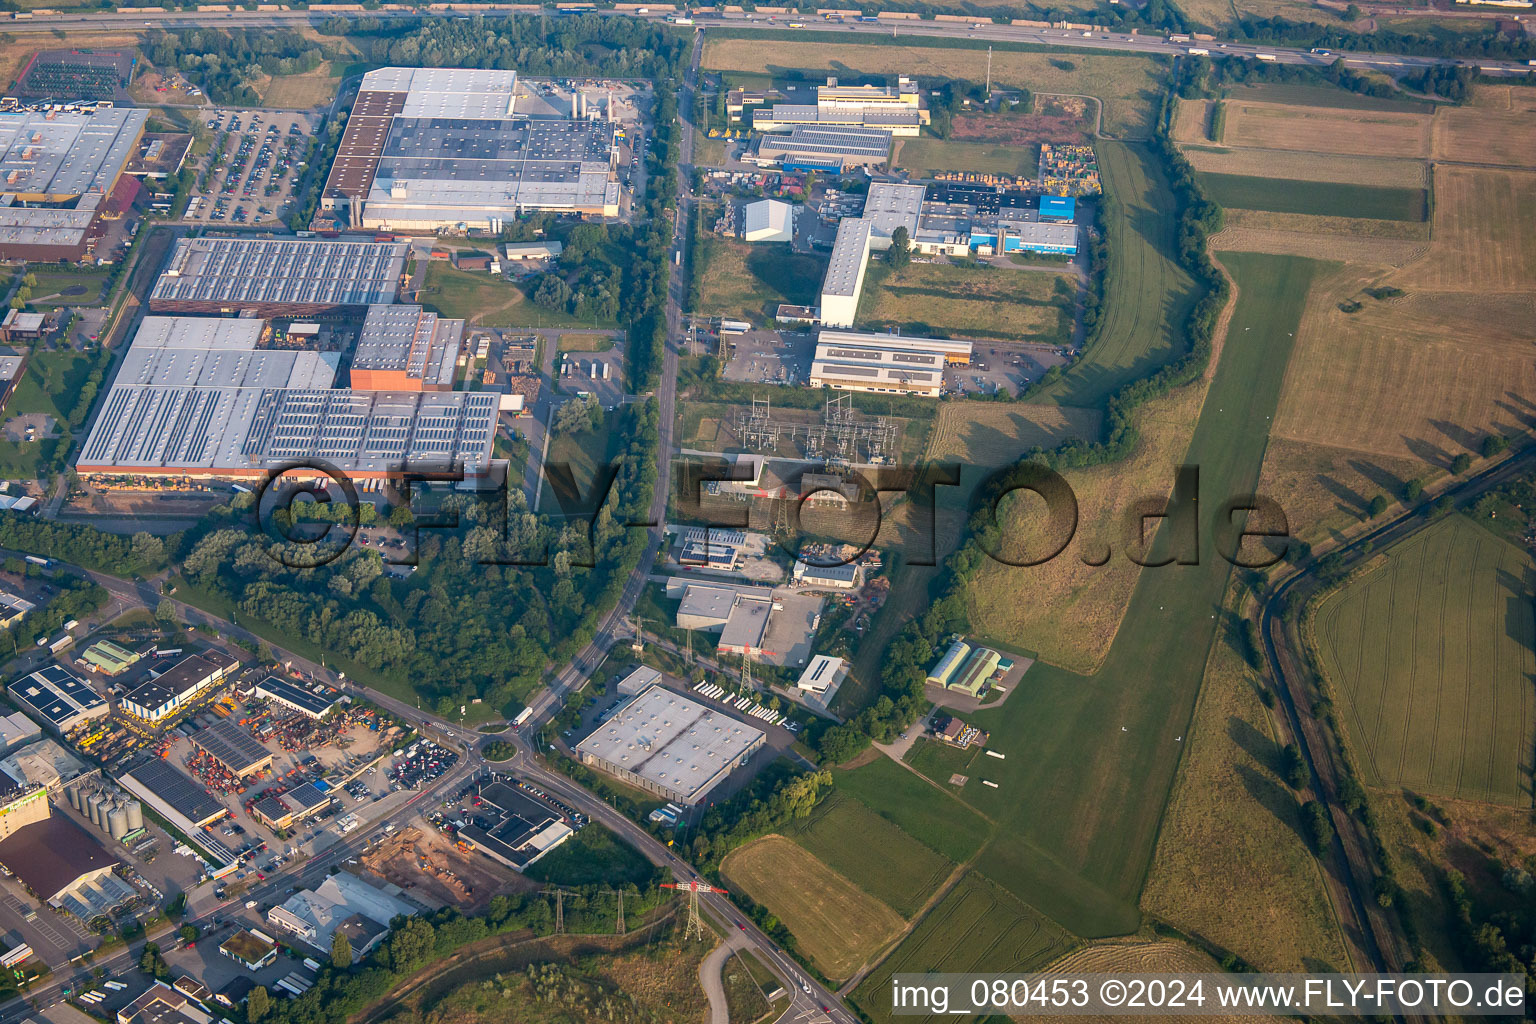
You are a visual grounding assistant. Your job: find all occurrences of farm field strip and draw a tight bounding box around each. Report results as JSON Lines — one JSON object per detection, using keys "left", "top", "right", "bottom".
{"left": 851, "top": 872, "right": 1077, "bottom": 1024}
{"left": 722, "top": 835, "right": 906, "bottom": 981}
{"left": 1220, "top": 101, "right": 1431, "bottom": 158}
{"left": 1314, "top": 516, "right": 1536, "bottom": 806}
{"left": 1196, "top": 173, "right": 1427, "bottom": 222}
{"left": 1181, "top": 146, "right": 1429, "bottom": 188}
{"left": 785, "top": 790, "right": 956, "bottom": 919}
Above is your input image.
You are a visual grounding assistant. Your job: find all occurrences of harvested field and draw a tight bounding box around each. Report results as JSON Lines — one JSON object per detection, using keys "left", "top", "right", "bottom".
{"left": 859, "top": 262, "right": 1074, "bottom": 343}
{"left": 1257, "top": 437, "right": 1434, "bottom": 544}
{"left": 1394, "top": 167, "right": 1536, "bottom": 292}
{"left": 1220, "top": 208, "right": 1430, "bottom": 241}
{"left": 1196, "top": 173, "right": 1427, "bottom": 221}
{"left": 1272, "top": 266, "right": 1536, "bottom": 463}
{"left": 785, "top": 789, "right": 955, "bottom": 918}
{"left": 1219, "top": 101, "right": 1431, "bottom": 158}
{"left": 1209, "top": 226, "right": 1427, "bottom": 267}
{"left": 721, "top": 835, "right": 904, "bottom": 981}
{"left": 255, "top": 64, "right": 341, "bottom": 108}
{"left": 1046, "top": 943, "right": 1283, "bottom": 1024}
{"left": 951, "top": 108, "right": 1089, "bottom": 145}
{"left": 701, "top": 38, "right": 1164, "bottom": 137}
{"left": 922, "top": 401, "right": 1102, "bottom": 468}
{"left": 1431, "top": 107, "right": 1536, "bottom": 168}
{"left": 1142, "top": 628, "right": 1351, "bottom": 972}
{"left": 1181, "top": 147, "right": 1428, "bottom": 187}
{"left": 1171, "top": 98, "right": 1214, "bottom": 145}
{"left": 1315, "top": 515, "right": 1536, "bottom": 806}
{"left": 964, "top": 381, "right": 1208, "bottom": 675}
{"left": 851, "top": 871, "right": 1077, "bottom": 1024}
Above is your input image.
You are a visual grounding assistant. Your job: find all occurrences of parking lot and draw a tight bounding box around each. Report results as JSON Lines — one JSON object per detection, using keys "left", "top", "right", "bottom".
{"left": 554, "top": 337, "right": 627, "bottom": 408}
{"left": 720, "top": 328, "right": 814, "bottom": 386}
{"left": 946, "top": 342, "right": 1069, "bottom": 397}
{"left": 184, "top": 109, "right": 317, "bottom": 226}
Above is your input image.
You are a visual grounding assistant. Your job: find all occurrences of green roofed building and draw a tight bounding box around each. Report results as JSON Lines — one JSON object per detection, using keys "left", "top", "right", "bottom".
{"left": 948, "top": 647, "right": 1001, "bottom": 698}
{"left": 926, "top": 639, "right": 971, "bottom": 686}
{"left": 81, "top": 640, "right": 140, "bottom": 676}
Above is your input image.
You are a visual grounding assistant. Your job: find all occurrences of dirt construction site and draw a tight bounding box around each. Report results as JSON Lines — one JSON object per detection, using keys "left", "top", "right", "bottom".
{"left": 361, "top": 825, "right": 527, "bottom": 912}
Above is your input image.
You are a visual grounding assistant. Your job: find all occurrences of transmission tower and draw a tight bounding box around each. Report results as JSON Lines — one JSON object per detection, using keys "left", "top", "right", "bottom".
{"left": 660, "top": 879, "right": 728, "bottom": 942}
{"left": 630, "top": 615, "right": 645, "bottom": 655}
{"left": 542, "top": 887, "right": 575, "bottom": 935}
{"left": 599, "top": 888, "right": 627, "bottom": 934}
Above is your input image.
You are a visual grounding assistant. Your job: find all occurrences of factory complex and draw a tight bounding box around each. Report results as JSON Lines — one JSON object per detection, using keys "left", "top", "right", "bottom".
{"left": 748, "top": 78, "right": 926, "bottom": 174}
{"left": 808, "top": 330, "right": 972, "bottom": 398}
{"left": 321, "top": 67, "right": 622, "bottom": 231}
{"left": 0, "top": 103, "right": 147, "bottom": 261}
{"left": 816, "top": 181, "right": 1079, "bottom": 330}
{"left": 75, "top": 299, "right": 498, "bottom": 481}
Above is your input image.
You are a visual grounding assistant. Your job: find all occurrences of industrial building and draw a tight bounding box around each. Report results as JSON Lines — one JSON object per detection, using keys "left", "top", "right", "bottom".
{"left": 149, "top": 237, "right": 407, "bottom": 317}
{"left": 1, "top": 737, "right": 85, "bottom": 792}
{"left": 0, "top": 711, "right": 40, "bottom": 754}
{"left": 322, "top": 67, "right": 621, "bottom": 231}
{"left": 0, "top": 780, "right": 49, "bottom": 841}
{"left": 0, "top": 588, "right": 34, "bottom": 628}
{"left": 267, "top": 872, "right": 417, "bottom": 953}
{"left": 116, "top": 982, "right": 212, "bottom": 1024}
{"left": 795, "top": 654, "right": 847, "bottom": 695}
{"left": 80, "top": 639, "right": 141, "bottom": 676}
{"left": 615, "top": 665, "right": 662, "bottom": 695}
{"left": 75, "top": 314, "right": 500, "bottom": 482}
{"left": 119, "top": 650, "right": 239, "bottom": 724}
{"left": 251, "top": 781, "right": 331, "bottom": 830}
{"left": 0, "top": 806, "right": 120, "bottom": 906}
{"left": 190, "top": 718, "right": 274, "bottom": 779}
{"left": 792, "top": 560, "right": 860, "bottom": 589}
{"left": 0, "top": 105, "right": 147, "bottom": 261}
{"left": 742, "top": 198, "right": 795, "bottom": 243}
{"left": 676, "top": 580, "right": 777, "bottom": 658}
{"left": 255, "top": 676, "right": 341, "bottom": 720}
{"left": 808, "top": 330, "right": 972, "bottom": 398}
{"left": 350, "top": 304, "right": 465, "bottom": 391}
{"left": 118, "top": 756, "right": 229, "bottom": 830}
{"left": 9, "top": 665, "right": 109, "bottom": 735}
{"left": 752, "top": 77, "right": 925, "bottom": 136}
{"left": 818, "top": 216, "right": 873, "bottom": 329}
{"left": 218, "top": 930, "right": 279, "bottom": 972}
{"left": 455, "top": 780, "right": 573, "bottom": 870}
{"left": 925, "top": 637, "right": 1009, "bottom": 697}
{"left": 575, "top": 684, "right": 765, "bottom": 805}
{"left": 754, "top": 125, "right": 893, "bottom": 173}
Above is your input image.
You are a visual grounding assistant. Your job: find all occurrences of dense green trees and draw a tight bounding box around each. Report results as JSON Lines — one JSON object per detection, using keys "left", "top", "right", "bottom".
{"left": 0, "top": 515, "right": 166, "bottom": 576}
{"left": 177, "top": 401, "right": 660, "bottom": 714}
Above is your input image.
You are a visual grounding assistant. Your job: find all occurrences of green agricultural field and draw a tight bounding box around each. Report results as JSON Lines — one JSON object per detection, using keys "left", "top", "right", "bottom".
{"left": 893, "top": 137, "right": 1038, "bottom": 180}
{"left": 524, "top": 825, "right": 655, "bottom": 887}
{"left": 1028, "top": 141, "right": 1198, "bottom": 411}
{"left": 859, "top": 262, "right": 1074, "bottom": 345}
{"left": 1314, "top": 515, "right": 1536, "bottom": 806}
{"left": 784, "top": 790, "right": 955, "bottom": 918}
{"left": 696, "top": 237, "right": 825, "bottom": 324}
{"left": 1197, "top": 173, "right": 1428, "bottom": 222}
{"left": 851, "top": 872, "right": 1077, "bottom": 1024}
{"left": 918, "top": 254, "right": 1321, "bottom": 937}
{"left": 835, "top": 756, "right": 991, "bottom": 864}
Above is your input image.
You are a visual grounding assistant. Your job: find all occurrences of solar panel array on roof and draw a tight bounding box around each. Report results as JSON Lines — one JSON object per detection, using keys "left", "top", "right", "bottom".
{"left": 191, "top": 717, "right": 272, "bottom": 776}
{"left": 8, "top": 666, "right": 106, "bottom": 731}
{"left": 150, "top": 238, "right": 407, "bottom": 311}
{"left": 122, "top": 756, "right": 226, "bottom": 825}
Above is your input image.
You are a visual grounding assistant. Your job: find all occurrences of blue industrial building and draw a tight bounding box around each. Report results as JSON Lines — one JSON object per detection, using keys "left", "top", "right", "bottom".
{"left": 1039, "top": 195, "right": 1076, "bottom": 221}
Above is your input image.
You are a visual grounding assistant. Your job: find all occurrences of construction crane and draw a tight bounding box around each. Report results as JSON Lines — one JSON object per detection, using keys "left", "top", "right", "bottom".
{"left": 660, "top": 879, "right": 729, "bottom": 941}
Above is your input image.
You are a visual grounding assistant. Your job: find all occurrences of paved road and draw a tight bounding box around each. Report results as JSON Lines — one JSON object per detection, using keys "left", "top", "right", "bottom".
{"left": 4, "top": 5, "right": 1532, "bottom": 78}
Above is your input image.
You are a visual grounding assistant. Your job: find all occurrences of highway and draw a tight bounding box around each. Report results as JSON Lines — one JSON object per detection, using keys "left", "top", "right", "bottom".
{"left": 2, "top": 3, "right": 1533, "bottom": 79}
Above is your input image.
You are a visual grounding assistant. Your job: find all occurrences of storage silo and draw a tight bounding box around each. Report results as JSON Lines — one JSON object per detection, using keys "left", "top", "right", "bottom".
{"left": 87, "top": 791, "right": 107, "bottom": 826}
{"left": 107, "top": 805, "right": 128, "bottom": 841}
{"left": 125, "top": 800, "right": 144, "bottom": 833}
{"left": 66, "top": 785, "right": 80, "bottom": 811}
